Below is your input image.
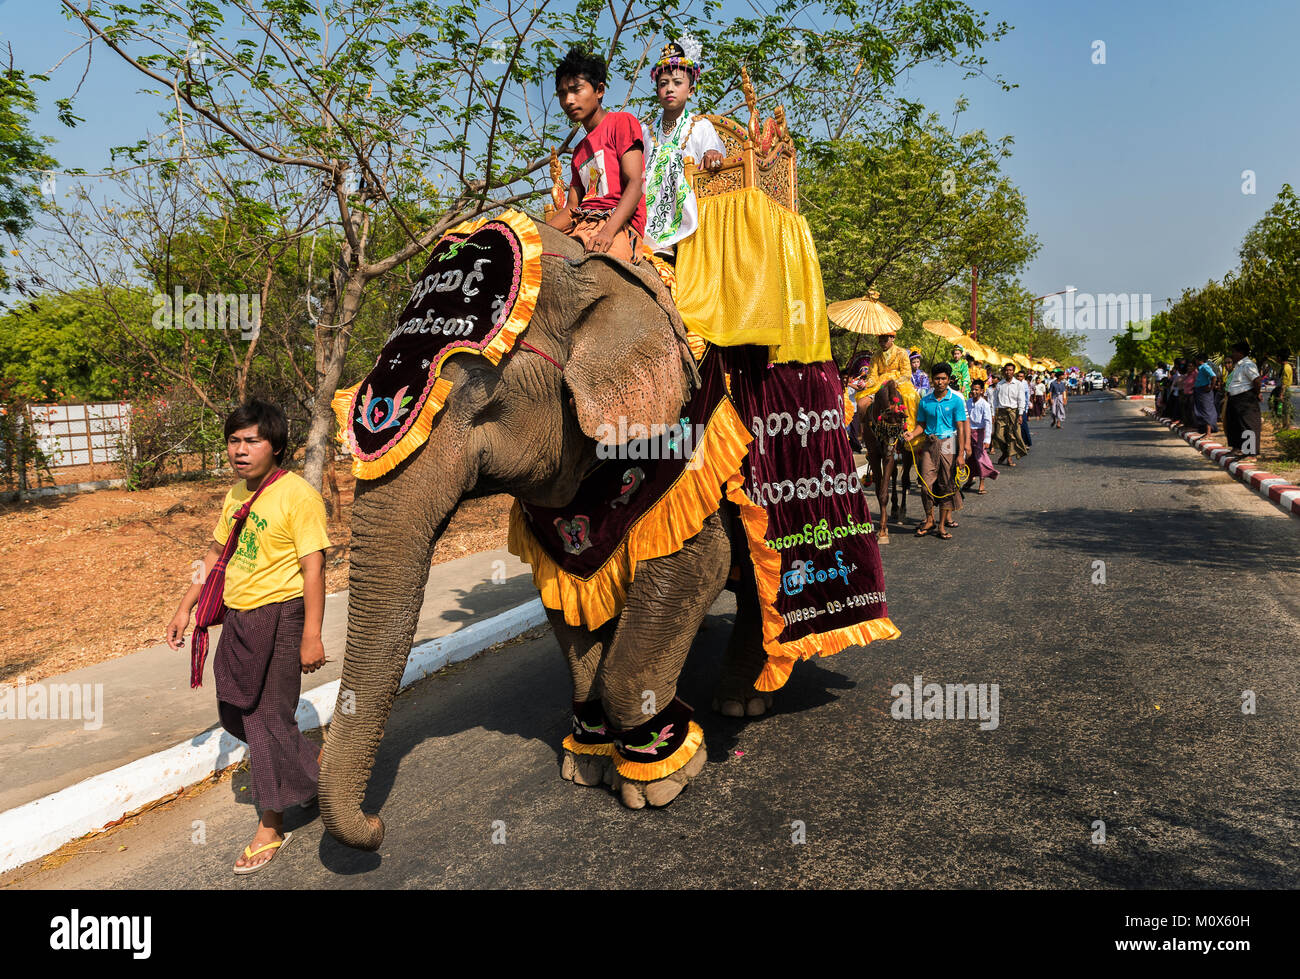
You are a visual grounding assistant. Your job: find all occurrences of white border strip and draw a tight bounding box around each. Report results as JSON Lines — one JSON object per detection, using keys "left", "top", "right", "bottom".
{"left": 0, "top": 599, "right": 547, "bottom": 875}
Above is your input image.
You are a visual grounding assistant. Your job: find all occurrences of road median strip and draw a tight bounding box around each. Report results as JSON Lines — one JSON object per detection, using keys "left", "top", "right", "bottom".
{"left": 1139, "top": 407, "right": 1300, "bottom": 518}
{"left": 0, "top": 598, "right": 548, "bottom": 875}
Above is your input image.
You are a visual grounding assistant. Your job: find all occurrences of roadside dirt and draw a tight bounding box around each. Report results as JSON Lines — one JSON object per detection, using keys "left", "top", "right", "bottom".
{"left": 0, "top": 469, "right": 512, "bottom": 683}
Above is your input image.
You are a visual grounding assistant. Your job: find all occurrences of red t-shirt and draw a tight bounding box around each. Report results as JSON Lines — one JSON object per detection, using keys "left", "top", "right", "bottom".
{"left": 570, "top": 111, "right": 646, "bottom": 235}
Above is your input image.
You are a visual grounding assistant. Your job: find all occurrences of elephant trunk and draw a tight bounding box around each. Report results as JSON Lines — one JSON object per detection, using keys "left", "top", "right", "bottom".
{"left": 319, "top": 434, "right": 475, "bottom": 851}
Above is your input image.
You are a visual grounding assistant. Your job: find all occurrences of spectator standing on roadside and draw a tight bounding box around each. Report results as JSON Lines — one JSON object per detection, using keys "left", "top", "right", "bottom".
{"left": 1189, "top": 352, "right": 1218, "bottom": 437}
{"left": 166, "top": 400, "right": 330, "bottom": 876}
{"left": 1223, "top": 341, "right": 1262, "bottom": 457}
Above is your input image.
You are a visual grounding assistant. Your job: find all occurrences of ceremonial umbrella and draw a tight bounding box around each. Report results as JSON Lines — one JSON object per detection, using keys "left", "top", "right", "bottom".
{"left": 829, "top": 290, "right": 904, "bottom": 363}
{"left": 957, "top": 334, "right": 990, "bottom": 361}
{"left": 922, "top": 318, "right": 965, "bottom": 341}
{"left": 1012, "top": 353, "right": 1033, "bottom": 370}
{"left": 828, "top": 290, "right": 903, "bottom": 335}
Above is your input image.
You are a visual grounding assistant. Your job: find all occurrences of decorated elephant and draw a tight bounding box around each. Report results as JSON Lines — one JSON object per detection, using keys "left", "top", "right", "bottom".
{"left": 320, "top": 203, "right": 897, "bottom": 851}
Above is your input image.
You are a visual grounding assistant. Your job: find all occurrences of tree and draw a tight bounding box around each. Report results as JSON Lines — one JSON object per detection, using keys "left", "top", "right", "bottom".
{"left": 0, "top": 53, "right": 60, "bottom": 300}
{"left": 804, "top": 111, "right": 1037, "bottom": 310}
{"left": 56, "top": 0, "right": 1011, "bottom": 490}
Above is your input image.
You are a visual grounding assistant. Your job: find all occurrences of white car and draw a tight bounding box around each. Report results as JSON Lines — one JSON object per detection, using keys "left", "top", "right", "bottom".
{"left": 1084, "top": 371, "right": 1106, "bottom": 391}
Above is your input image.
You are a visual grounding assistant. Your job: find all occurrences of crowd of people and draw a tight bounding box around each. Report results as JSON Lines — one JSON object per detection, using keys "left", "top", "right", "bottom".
{"left": 1150, "top": 342, "right": 1291, "bottom": 456}
{"left": 842, "top": 338, "right": 1074, "bottom": 538}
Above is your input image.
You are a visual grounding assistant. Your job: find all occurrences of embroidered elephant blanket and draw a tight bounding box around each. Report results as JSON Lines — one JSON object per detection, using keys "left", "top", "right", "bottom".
{"left": 509, "top": 344, "right": 898, "bottom": 693}
{"left": 333, "top": 209, "right": 542, "bottom": 479}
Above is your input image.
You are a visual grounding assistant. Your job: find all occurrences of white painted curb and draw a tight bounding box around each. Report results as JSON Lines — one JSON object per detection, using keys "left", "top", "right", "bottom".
{"left": 0, "top": 599, "right": 548, "bottom": 875}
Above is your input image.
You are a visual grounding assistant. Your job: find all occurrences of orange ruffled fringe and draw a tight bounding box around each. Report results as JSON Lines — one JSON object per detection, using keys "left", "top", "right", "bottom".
{"left": 508, "top": 393, "right": 750, "bottom": 629}
{"left": 613, "top": 721, "right": 704, "bottom": 781}
{"left": 561, "top": 735, "right": 614, "bottom": 757}
{"left": 333, "top": 209, "right": 543, "bottom": 480}
{"left": 509, "top": 374, "right": 900, "bottom": 695}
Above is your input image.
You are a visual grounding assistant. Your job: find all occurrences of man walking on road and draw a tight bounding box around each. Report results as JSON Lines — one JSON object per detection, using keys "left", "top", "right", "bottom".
{"left": 1048, "top": 370, "right": 1068, "bottom": 428}
{"left": 167, "top": 400, "right": 331, "bottom": 875}
{"left": 990, "top": 362, "right": 1028, "bottom": 466}
{"left": 906, "top": 362, "right": 969, "bottom": 539}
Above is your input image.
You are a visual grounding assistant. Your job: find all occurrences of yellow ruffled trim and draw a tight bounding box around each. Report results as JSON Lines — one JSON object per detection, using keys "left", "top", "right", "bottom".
{"left": 722, "top": 462, "right": 901, "bottom": 694}
{"left": 335, "top": 209, "right": 543, "bottom": 480}
{"left": 508, "top": 394, "right": 752, "bottom": 629}
{"left": 613, "top": 720, "right": 704, "bottom": 781}
{"left": 561, "top": 735, "right": 615, "bottom": 756}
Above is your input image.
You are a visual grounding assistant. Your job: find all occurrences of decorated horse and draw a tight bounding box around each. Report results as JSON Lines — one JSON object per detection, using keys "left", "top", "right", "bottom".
{"left": 856, "top": 379, "right": 916, "bottom": 542}
{"left": 318, "top": 70, "right": 900, "bottom": 849}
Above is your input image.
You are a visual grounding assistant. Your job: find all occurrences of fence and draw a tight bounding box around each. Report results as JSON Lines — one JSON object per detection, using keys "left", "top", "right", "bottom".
{"left": 27, "top": 402, "right": 131, "bottom": 478}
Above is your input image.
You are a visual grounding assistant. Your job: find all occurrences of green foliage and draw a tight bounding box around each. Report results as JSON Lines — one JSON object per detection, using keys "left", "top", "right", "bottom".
{"left": 1113, "top": 184, "right": 1300, "bottom": 395}
{"left": 0, "top": 67, "right": 60, "bottom": 295}
{"left": 1276, "top": 428, "right": 1300, "bottom": 461}
{"left": 804, "top": 116, "right": 1038, "bottom": 311}
{"left": 0, "top": 290, "right": 152, "bottom": 402}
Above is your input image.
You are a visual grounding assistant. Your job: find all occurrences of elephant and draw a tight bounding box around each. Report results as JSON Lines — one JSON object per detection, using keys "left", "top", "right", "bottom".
{"left": 320, "top": 216, "right": 779, "bottom": 851}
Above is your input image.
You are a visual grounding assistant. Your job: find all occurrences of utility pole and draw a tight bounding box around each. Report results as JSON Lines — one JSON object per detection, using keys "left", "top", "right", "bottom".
{"left": 970, "top": 266, "right": 978, "bottom": 340}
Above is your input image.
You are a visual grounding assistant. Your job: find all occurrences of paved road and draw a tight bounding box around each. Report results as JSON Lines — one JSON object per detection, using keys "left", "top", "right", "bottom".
{"left": 7, "top": 394, "right": 1299, "bottom": 889}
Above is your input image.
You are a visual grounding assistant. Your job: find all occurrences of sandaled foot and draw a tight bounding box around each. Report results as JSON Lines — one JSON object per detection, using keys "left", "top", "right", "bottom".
{"left": 560, "top": 749, "right": 614, "bottom": 787}
{"left": 915, "top": 523, "right": 934, "bottom": 536}
{"left": 612, "top": 744, "right": 708, "bottom": 809}
{"left": 936, "top": 529, "right": 953, "bottom": 540}
{"left": 233, "top": 830, "right": 291, "bottom": 875}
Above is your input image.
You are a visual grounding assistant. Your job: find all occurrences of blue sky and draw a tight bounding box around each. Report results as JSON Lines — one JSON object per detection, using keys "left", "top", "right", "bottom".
{"left": 4, "top": 0, "right": 1298, "bottom": 364}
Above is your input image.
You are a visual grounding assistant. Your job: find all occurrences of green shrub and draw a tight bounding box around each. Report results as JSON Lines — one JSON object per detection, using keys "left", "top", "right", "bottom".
{"left": 1276, "top": 428, "right": 1300, "bottom": 462}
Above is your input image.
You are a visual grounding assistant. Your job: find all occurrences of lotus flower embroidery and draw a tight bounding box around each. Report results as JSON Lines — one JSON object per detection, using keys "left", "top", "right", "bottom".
{"left": 357, "top": 384, "right": 412, "bottom": 434}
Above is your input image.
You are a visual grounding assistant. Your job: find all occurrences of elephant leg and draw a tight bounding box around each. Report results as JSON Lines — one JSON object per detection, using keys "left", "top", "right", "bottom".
{"left": 548, "top": 610, "right": 617, "bottom": 788}
{"left": 711, "top": 547, "right": 773, "bottom": 719}
{"left": 600, "top": 509, "right": 730, "bottom": 809}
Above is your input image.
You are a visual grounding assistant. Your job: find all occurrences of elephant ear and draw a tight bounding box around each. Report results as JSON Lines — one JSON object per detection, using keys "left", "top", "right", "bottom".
{"left": 564, "top": 255, "right": 700, "bottom": 445}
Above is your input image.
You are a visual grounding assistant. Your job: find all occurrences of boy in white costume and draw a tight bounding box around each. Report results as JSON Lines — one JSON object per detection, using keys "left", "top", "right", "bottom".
{"left": 640, "top": 38, "right": 726, "bottom": 258}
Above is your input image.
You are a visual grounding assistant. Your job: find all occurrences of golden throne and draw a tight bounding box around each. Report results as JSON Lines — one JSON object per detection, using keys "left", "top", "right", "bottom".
{"left": 683, "top": 67, "right": 798, "bottom": 213}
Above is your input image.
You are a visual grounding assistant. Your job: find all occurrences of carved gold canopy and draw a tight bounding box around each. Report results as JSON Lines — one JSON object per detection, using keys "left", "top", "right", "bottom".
{"left": 684, "top": 67, "right": 798, "bottom": 213}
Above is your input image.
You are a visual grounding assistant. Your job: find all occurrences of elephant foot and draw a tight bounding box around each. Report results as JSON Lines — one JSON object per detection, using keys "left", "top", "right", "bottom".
{"left": 711, "top": 691, "right": 774, "bottom": 717}
{"left": 560, "top": 748, "right": 614, "bottom": 787}
{"left": 612, "top": 743, "right": 708, "bottom": 809}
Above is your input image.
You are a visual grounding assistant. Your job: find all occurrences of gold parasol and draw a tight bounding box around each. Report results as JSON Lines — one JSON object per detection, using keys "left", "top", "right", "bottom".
{"left": 827, "top": 290, "right": 903, "bottom": 335}
{"left": 1011, "top": 353, "right": 1033, "bottom": 370}
{"left": 955, "top": 334, "right": 990, "bottom": 361}
{"left": 922, "top": 318, "right": 965, "bottom": 341}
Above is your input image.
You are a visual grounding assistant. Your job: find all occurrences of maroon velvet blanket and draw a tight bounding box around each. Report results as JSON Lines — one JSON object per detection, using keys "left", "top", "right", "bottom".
{"left": 721, "top": 346, "right": 890, "bottom": 647}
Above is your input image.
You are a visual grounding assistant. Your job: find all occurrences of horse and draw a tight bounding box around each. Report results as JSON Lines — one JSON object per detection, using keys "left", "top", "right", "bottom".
{"left": 856, "top": 379, "right": 915, "bottom": 543}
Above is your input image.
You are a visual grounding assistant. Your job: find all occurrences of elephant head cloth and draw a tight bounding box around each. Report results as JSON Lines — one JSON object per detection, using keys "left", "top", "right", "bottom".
{"left": 333, "top": 209, "right": 543, "bottom": 479}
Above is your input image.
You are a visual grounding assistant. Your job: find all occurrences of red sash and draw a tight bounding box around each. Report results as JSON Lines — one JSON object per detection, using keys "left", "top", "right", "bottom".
{"left": 190, "top": 468, "right": 286, "bottom": 688}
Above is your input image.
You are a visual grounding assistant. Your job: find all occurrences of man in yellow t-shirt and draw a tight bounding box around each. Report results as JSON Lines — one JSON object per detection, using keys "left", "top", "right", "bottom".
{"left": 166, "top": 400, "right": 330, "bottom": 875}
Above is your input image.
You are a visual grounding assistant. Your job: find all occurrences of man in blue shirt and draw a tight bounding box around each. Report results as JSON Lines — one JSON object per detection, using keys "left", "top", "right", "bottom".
{"left": 1190, "top": 351, "right": 1219, "bottom": 438}
{"left": 905, "top": 362, "right": 969, "bottom": 539}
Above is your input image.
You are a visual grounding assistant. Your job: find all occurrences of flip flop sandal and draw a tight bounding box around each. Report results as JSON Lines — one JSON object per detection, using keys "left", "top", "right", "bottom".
{"left": 233, "top": 831, "right": 293, "bottom": 876}
{"left": 914, "top": 525, "right": 934, "bottom": 537}
{"left": 936, "top": 530, "right": 954, "bottom": 540}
